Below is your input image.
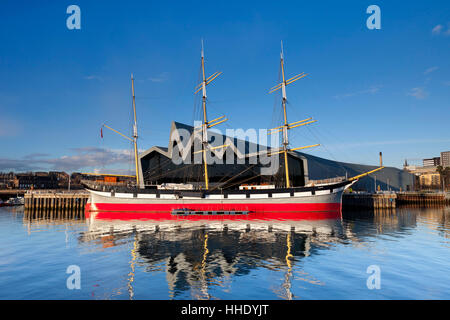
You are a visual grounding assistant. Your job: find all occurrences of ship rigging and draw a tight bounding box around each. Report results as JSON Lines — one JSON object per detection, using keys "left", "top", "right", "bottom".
{"left": 83, "top": 41, "right": 385, "bottom": 218}
{"left": 267, "top": 41, "right": 319, "bottom": 188}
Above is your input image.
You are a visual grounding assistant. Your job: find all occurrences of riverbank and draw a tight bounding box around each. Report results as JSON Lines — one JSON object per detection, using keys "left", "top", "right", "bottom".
{"left": 20, "top": 190, "right": 450, "bottom": 212}
{"left": 343, "top": 192, "right": 450, "bottom": 209}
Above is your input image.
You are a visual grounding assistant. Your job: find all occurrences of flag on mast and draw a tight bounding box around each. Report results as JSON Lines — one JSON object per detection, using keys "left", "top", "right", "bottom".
{"left": 100, "top": 127, "right": 103, "bottom": 138}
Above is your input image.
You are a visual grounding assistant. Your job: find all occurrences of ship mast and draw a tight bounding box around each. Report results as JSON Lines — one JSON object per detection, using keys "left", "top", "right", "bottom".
{"left": 200, "top": 43, "right": 210, "bottom": 190}
{"left": 268, "top": 42, "right": 320, "bottom": 188}
{"left": 194, "top": 41, "right": 227, "bottom": 190}
{"left": 101, "top": 74, "right": 141, "bottom": 188}
{"left": 280, "top": 45, "right": 291, "bottom": 188}
{"left": 131, "top": 74, "right": 140, "bottom": 187}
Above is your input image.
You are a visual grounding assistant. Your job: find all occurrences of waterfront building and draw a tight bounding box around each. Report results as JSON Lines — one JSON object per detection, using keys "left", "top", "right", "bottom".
{"left": 441, "top": 151, "right": 450, "bottom": 168}
{"left": 0, "top": 171, "right": 135, "bottom": 190}
{"left": 136, "top": 121, "right": 415, "bottom": 193}
{"left": 49, "top": 171, "right": 70, "bottom": 188}
{"left": 404, "top": 165, "right": 442, "bottom": 190}
{"left": 0, "top": 172, "right": 16, "bottom": 189}
{"left": 16, "top": 172, "right": 59, "bottom": 189}
{"left": 78, "top": 173, "right": 135, "bottom": 187}
{"left": 423, "top": 157, "right": 440, "bottom": 167}
{"left": 419, "top": 173, "right": 441, "bottom": 189}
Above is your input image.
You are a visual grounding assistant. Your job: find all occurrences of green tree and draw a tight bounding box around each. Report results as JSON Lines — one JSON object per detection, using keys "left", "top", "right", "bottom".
{"left": 436, "top": 166, "right": 450, "bottom": 191}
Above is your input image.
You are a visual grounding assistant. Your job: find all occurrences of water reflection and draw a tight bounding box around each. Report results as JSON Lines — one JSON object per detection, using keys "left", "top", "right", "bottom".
{"left": 344, "top": 207, "right": 450, "bottom": 240}
{"left": 78, "top": 216, "right": 347, "bottom": 299}
{"left": 16, "top": 206, "right": 450, "bottom": 299}
{"left": 22, "top": 208, "right": 85, "bottom": 236}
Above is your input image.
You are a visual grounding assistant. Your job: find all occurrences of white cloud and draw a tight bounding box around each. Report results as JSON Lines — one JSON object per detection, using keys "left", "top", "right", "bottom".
{"left": 333, "top": 85, "right": 382, "bottom": 99}
{"left": 424, "top": 66, "right": 438, "bottom": 75}
{"left": 0, "top": 159, "right": 38, "bottom": 172}
{"left": 407, "top": 87, "right": 428, "bottom": 99}
{"left": 148, "top": 72, "right": 169, "bottom": 83}
{"left": 432, "top": 24, "right": 443, "bottom": 35}
{"left": 84, "top": 75, "right": 104, "bottom": 81}
{"left": 432, "top": 23, "right": 450, "bottom": 36}
{"left": 0, "top": 148, "right": 134, "bottom": 173}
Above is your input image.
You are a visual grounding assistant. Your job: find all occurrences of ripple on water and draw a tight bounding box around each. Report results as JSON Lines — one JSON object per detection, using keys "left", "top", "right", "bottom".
{"left": 0, "top": 206, "right": 449, "bottom": 299}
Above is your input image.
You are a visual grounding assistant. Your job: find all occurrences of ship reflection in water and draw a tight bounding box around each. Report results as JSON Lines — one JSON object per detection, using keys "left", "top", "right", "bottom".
{"left": 7, "top": 206, "right": 449, "bottom": 299}
{"left": 81, "top": 215, "right": 346, "bottom": 300}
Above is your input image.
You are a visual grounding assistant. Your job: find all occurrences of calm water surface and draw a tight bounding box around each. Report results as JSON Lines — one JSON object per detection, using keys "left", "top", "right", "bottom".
{"left": 0, "top": 206, "right": 449, "bottom": 299}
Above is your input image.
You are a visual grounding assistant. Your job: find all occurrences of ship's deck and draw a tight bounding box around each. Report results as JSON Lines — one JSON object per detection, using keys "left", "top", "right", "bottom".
{"left": 83, "top": 180, "right": 352, "bottom": 199}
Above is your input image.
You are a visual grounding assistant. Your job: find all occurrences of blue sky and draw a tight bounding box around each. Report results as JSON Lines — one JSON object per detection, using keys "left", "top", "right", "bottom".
{"left": 0, "top": 0, "right": 449, "bottom": 173}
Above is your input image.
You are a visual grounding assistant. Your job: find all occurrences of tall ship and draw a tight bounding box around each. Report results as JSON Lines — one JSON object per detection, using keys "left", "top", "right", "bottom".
{"left": 84, "top": 42, "right": 383, "bottom": 220}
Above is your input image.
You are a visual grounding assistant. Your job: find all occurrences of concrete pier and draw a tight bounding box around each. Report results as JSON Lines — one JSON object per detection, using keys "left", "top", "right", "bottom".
{"left": 396, "top": 192, "right": 449, "bottom": 206}
{"left": 24, "top": 190, "right": 89, "bottom": 213}
{"left": 343, "top": 192, "right": 449, "bottom": 209}
{"left": 343, "top": 193, "right": 396, "bottom": 209}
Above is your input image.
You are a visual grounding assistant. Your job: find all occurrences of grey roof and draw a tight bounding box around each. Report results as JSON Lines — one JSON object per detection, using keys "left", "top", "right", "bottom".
{"left": 139, "top": 121, "right": 282, "bottom": 161}
{"left": 138, "top": 121, "right": 415, "bottom": 192}
{"left": 297, "top": 152, "right": 414, "bottom": 191}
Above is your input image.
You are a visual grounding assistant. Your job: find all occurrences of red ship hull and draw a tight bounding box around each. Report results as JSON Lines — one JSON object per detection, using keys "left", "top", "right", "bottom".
{"left": 85, "top": 202, "right": 342, "bottom": 220}
{"left": 84, "top": 180, "right": 354, "bottom": 221}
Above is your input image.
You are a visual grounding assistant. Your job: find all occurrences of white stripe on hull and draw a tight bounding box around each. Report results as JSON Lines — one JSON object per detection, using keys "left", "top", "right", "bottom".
{"left": 88, "top": 188, "right": 345, "bottom": 205}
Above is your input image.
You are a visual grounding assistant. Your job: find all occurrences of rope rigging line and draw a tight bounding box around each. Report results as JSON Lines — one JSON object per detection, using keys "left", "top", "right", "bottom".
{"left": 142, "top": 152, "right": 182, "bottom": 179}
{"left": 144, "top": 162, "right": 198, "bottom": 183}
{"left": 265, "top": 62, "right": 349, "bottom": 180}
{"left": 284, "top": 96, "right": 354, "bottom": 177}
{"left": 142, "top": 157, "right": 174, "bottom": 180}
{"left": 128, "top": 91, "right": 135, "bottom": 177}
{"left": 191, "top": 61, "right": 203, "bottom": 127}
{"left": 209, "top": 162, "right": 260, "bottom": 192}
{"left": 223, "top": 172, "right": 264, "bottom": 190}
